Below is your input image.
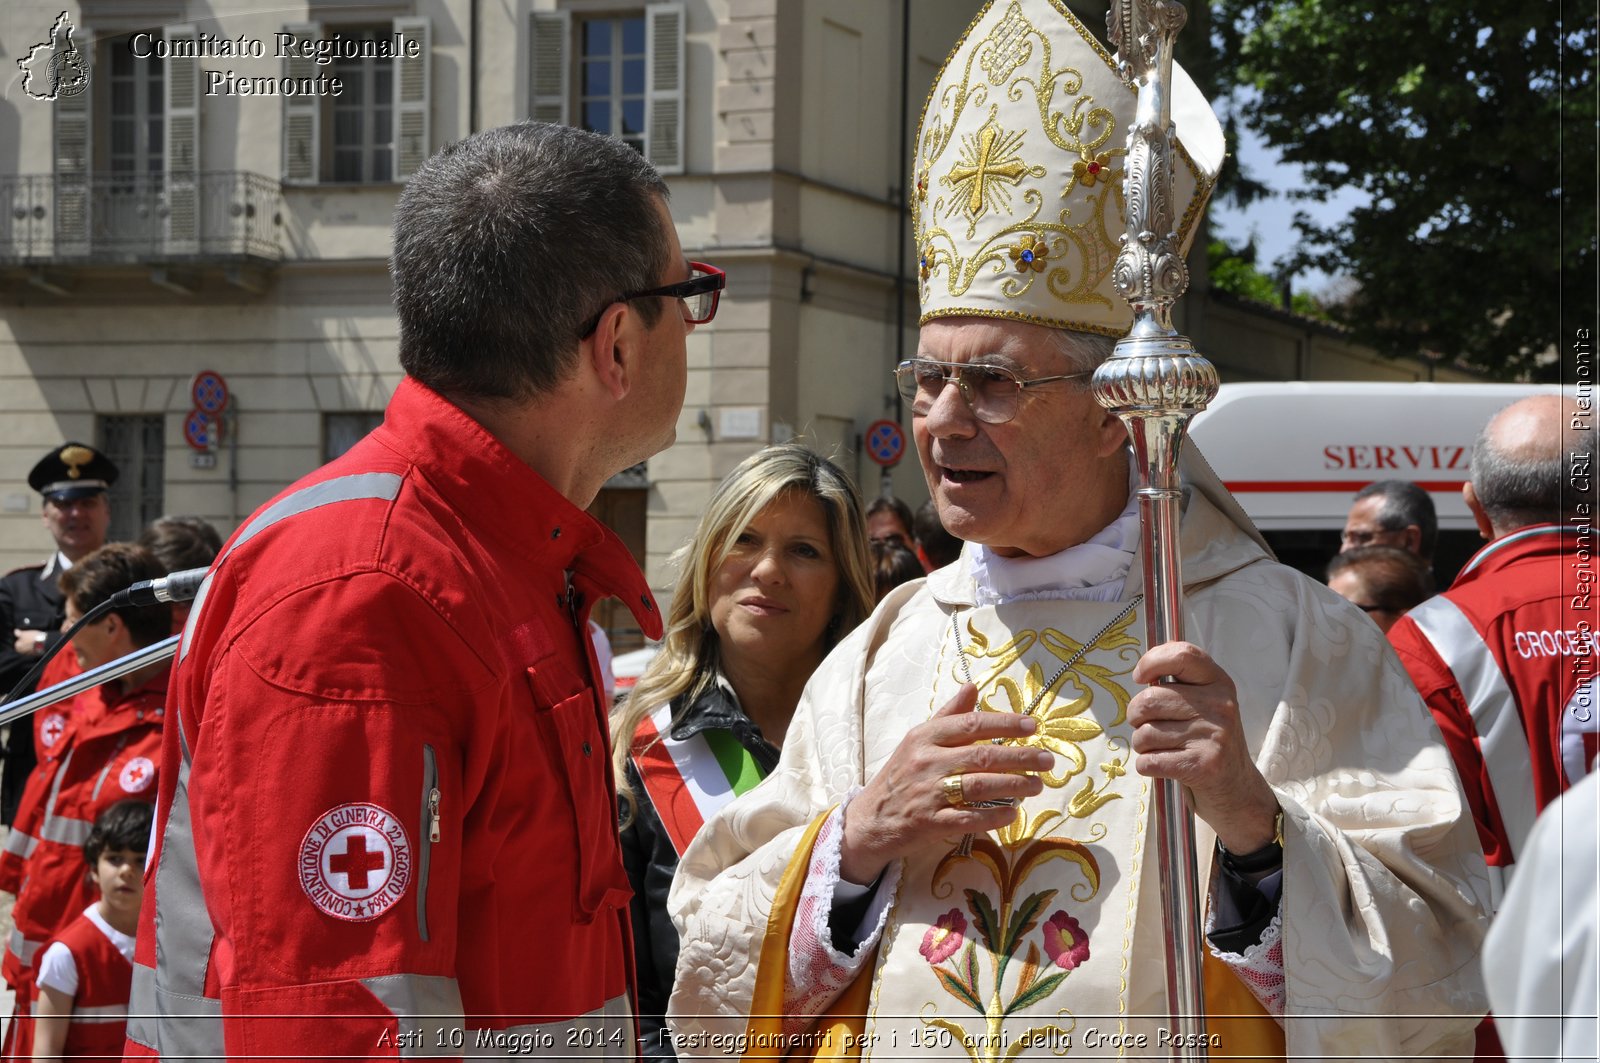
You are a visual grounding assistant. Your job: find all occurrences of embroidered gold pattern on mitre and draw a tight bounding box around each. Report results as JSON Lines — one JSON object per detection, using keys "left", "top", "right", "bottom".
{"left": 978, "top": 2, "right": 1034, "bottom": 86}
{"left": 1009, "top": 233, "right": 1049, "bottom": 273}
{"left": 912, "top": 0, "right": 1222, "bottom": 335}
{"left": 943, "top": 117, "right": 1035, "bottom": 231}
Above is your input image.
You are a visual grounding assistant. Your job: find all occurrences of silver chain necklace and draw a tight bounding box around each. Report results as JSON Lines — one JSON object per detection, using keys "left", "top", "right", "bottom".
{"left": 950, "top": 593, "right": 1143, "bottom": 716}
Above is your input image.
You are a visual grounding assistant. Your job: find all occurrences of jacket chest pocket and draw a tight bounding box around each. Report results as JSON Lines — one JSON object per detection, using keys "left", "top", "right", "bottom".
{"left": 527, "top": 674, "right": 631, "bottom": 923}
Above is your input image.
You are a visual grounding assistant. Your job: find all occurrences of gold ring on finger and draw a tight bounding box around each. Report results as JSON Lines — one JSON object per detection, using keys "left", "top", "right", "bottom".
{"left": 940, "top": 773, "right": 967, "bottom": 808}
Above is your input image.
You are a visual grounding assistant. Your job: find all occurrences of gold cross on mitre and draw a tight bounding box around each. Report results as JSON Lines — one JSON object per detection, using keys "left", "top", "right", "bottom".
{"left": 945, "top": 119, "right": 1029, "bottom": 221}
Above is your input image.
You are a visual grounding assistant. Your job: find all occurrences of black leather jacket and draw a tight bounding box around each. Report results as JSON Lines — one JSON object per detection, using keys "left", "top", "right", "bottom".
{"left": 619, "top": 679, "right": 779, "bottom": 1062}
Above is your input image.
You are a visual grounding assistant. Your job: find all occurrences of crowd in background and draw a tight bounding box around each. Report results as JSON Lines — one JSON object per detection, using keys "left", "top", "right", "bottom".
{"left": 0, "top": 443, "right": 224, "bottom": 1060}
{"left": 0, "top": 386, "right": 1590, "bottom": 1062}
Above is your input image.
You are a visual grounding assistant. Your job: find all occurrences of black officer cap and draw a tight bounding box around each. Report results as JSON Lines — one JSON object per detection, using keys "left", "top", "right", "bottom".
{"left": 28, "top": 442, "right": 119, "bottom": 502}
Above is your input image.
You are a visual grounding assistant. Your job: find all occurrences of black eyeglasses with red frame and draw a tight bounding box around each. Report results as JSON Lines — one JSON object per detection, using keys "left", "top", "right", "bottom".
{"left": 581, "top": 261, "right": 726, "bottom": 338}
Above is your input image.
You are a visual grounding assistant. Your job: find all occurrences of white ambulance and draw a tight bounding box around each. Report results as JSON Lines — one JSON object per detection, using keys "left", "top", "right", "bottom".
{"left": 1188, "top": 381, "right": 1558, "bottom": 584}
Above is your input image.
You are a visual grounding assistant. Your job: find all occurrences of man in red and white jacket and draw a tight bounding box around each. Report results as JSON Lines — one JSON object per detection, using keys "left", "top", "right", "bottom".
{"left": 1, "top": 543, "right": 169, "bottom": 1060}
{"left": 126, "top": 123, "right": 719, "bottom": 1061}
{"left": 1389, "top": 393, "right": 1597, "bottom": 903}
{"left": 1388, "top": 394, "right": 1594, "bottom": 1062}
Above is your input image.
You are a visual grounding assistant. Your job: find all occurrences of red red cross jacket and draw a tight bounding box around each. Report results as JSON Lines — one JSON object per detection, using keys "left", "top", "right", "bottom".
{"left": 3, "top": 674, "right": 163, "bottom": 989}
{"left": 34, "top": 908, "right": 134, "bottom": 1059}
{"left": 0, "top": 650, "right": 86, "bottom": 896}
{"left": 126, "top": 378, "right": 662, "bottom": 1061}
{"left": 1, "top": 674, "right": 162, "bottom": 1061}
{"left": 1388, "top": 524, "right": 1598, "bottom": 904}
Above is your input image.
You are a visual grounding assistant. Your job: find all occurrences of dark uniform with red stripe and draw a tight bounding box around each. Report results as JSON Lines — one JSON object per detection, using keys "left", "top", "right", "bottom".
{"left": 0, "top": 555, "right": 68, "bottom": 823}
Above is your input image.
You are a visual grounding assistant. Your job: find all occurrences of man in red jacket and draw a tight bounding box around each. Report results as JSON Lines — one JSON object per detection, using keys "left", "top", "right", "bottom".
{"left": 2, "top": 543, "right": 169, "bottom": 1059}
{"left": 1388, "top": 393, "right": 1594, "bottom": 1062}
{"left": 1389, "top": 394, "right": 1595, "bottom": 901}
{"left": 126, "top": 122, "right": 722, "bottom": 1060}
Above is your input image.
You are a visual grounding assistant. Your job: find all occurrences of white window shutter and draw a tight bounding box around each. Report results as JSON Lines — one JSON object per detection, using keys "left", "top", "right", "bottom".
{"left": 52, "top": 49, "right": 91, "bottom": 255}
{"left": 528, "top": 10, "right": 570, "bottom": 124}
{"left": 392, "top": 17, "right": 431, "bottom": 180}
{"left": 163, "top": 23, "right": 201, "bottom": 254}
{"left": 282, "top": 23, "right": 321, "bottom": 184}
{"left": 645, "top": 4, "right": 685, "bottom": 174}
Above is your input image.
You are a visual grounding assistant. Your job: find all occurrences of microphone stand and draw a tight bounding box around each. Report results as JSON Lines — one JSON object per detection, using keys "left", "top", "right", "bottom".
{"left": 0, "top": 635, "right": 179, "bottom": 730}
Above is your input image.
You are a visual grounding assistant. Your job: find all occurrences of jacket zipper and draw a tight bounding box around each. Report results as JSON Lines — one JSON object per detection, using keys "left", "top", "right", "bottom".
{"left": 419, "top": 743, "right": 440, "bottom": 941}
{"left": 90, "top": 736, "right": 131, "bottom": 801}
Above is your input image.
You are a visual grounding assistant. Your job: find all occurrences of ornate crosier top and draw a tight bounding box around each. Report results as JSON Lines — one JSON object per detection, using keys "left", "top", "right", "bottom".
{"left": 911, "top": 0, "right": 1223, "bottom": 337}
{"left": 1106, "top": 0, "right": 1197, "bottom": 335}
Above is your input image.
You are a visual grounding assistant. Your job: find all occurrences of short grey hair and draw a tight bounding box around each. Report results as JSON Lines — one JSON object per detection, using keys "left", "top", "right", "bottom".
{"left": 1047, "top": 329, "right": 1117, "bottom": 374}
{"left": 1470, "top": 415, "right": 1587, "bottom": 529}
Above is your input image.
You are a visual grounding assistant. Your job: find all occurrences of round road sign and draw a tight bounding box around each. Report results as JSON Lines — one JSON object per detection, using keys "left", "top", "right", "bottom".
{"left": 184, "top": 409, "right": 218, "bottom": 451}
{"left": 865, "top": 419, "right": 906, "bottom": 468}
{"left": 191, "top": 371, "right": 229, "bottom": 415}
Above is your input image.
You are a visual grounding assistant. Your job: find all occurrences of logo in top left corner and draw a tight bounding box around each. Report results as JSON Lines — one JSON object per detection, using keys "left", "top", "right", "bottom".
{"left": 18, "top": 12, "right": 91, "bottom": 103}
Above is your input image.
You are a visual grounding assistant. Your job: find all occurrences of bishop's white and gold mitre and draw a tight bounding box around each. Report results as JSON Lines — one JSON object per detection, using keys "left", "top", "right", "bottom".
{"left": 913, "top": 0, "right": 1225, "bottom": 336}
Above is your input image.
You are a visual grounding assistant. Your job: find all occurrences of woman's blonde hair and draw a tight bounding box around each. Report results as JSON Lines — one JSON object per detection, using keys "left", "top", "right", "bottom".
{"left": 612, "top": 443, "right": 874, "bottom": 820}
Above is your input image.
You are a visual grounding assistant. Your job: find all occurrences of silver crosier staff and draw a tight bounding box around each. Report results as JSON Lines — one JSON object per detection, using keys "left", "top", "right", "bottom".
{"left": 1091, "top": 0, "right": 1218, "bottom": 1056}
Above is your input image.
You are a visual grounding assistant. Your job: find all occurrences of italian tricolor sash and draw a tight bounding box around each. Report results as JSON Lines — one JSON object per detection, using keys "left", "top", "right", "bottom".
{"left": 632, "top": 703, "right": 765, "bottom": 856}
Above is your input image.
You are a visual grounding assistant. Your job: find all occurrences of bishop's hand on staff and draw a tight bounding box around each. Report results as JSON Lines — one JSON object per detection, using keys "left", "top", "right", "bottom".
{"left": 668, "top": 2, "right": 1491, "bottom": 1060}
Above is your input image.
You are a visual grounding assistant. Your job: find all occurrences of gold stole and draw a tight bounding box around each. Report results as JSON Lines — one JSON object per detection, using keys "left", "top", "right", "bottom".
{"left": 739, "top": 815, "right": 1287, "bottom": 1063}
{"left": 740, "top": 808, "right": 875, "bottom": 1063}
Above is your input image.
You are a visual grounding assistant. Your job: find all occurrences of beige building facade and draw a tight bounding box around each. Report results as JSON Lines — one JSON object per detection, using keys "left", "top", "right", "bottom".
{"left": 0, "top": 0, "right": 1475, "bottom": 647}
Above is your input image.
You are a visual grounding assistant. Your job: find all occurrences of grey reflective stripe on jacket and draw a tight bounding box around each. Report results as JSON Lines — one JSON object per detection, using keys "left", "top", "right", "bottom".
{"left": 1408, "top": 593, "right": 1539, "bottom": 908}
{"left": 130, "top": 471, "right": 406, "bottom": 1056}
{"left": 3, "top": 829, "right": 37, "bottom": 859}
{"left": 179, "top": 471, "right": 403, "bottom": 663}
{"left": 7, "top": 927, "right": 44, "bottom": 967}
{"left": 461, "top": 993, "right": 634, "bottom": 1059}
{"left": 359, "top": 974, "right": 465, "bottom": 1058}
{"left": 125, "top": 716, "right": 224, "bottom": 1058}
{"left": 38, "top": 814, "right": 91, "bottom": 846}
{"left": 224, "top": 472, "right": 404, "bottom": 560}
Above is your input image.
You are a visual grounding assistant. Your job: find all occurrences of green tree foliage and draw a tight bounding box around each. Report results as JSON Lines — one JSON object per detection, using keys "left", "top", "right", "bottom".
{"left": 1213, "top": 0, "right": 1596, "bottom": 380}
{"left": 1206, "top": 240, "right": 1330, "bottom": 319}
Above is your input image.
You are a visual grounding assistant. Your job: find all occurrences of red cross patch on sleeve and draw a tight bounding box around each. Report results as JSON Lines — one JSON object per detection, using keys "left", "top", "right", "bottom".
{"left": 40, "top": 712, "right": 66, "bottom": 750}
{"left": 299, "top": 803, "right": 413, "bottom": 922}
{"left": 119, "top": 756, "right": 155, "bottom": 793}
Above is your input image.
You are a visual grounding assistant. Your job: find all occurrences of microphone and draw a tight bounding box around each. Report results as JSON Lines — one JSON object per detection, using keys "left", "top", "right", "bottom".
{"left": 108, "top": 566, "right": 211, "bottom": 607}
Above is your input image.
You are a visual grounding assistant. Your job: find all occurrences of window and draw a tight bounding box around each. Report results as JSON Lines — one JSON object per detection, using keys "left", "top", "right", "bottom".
{"left": 106, "top": 34, "right": 165, "bottom": 178}
{"left": 99, "top": 414, "right": 165, "bottom": 542}
{"left": 323, "top": 412, "right": 384, "bottom": 462}
{"left": 100, "top": 33, "right": 166, "bottom": 250}
{"left": 281, "top": 18, "right": 430, "bottom": 185}
{"left": 579, "top": 17, "right": 646, "bottom": 153}
{"left": 53, "top": 28, "right": 197, "bottom": 255}
{"left": 528, "top": 4, "right": 684, "bottom": 175}
{"left": 330, "top": 29, "right": 395, "bottom": 183}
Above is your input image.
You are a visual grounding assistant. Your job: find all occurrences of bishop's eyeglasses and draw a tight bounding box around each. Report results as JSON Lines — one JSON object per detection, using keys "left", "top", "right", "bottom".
{"left": 894, "top": 358, "right": 1092, "bottom": 425}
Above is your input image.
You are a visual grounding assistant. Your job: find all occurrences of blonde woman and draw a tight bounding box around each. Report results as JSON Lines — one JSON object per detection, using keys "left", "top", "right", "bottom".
{"left": 614, "top": 443, "right": 874, "bottom": 1061}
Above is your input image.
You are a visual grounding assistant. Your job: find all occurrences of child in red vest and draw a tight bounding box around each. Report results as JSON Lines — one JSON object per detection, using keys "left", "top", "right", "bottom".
{"left": 30, "top": 800, "right": 152, "bottom": 1062}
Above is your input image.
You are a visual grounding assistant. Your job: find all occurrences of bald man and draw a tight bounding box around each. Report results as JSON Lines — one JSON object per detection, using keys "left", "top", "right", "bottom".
{"left": 1389, "top": 394, "right": 1597, "bottom": 906}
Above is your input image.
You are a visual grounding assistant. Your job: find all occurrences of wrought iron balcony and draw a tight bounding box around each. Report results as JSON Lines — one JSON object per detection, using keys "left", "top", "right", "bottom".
{"left": 0, "top": 171, "right": 282, "bottom": 267}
